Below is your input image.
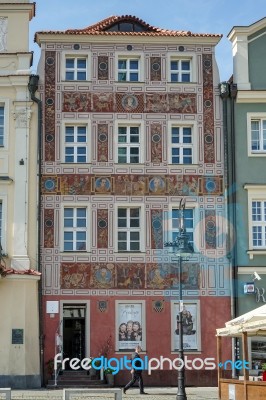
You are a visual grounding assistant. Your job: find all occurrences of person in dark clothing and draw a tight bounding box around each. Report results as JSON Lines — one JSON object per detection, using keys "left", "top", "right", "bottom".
{"left": 123, "top": 345, "right": 148, "bottom": 395}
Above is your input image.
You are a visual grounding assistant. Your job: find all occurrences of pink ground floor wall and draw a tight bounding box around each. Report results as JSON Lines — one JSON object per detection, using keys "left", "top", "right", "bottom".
{"left": 42, "top": 295, "right": 231, "bottom": 386}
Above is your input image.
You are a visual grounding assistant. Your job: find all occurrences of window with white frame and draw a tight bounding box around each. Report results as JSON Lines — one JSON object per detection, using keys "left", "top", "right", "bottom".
{"left": 251, "top": 201, "right": 266, "bottom": 248}
{"left": 63, "top": 207, "right": 87, "bottom": 251}
{"left": 171, "top": 208, "right": 194, "bottom": 246}
{"left": 0, "top": 106, "right": 4, "bottom": 147}
{"left": 64, "top": 125, "right": 87, "bottom": 163}
{"left": 118, "top": 126, "right": 140, "bottom": 163}
{"left": 171, "top": 126, "right": 193, "bottom": 164}
{"left": 251, "top": 119, "right": 266, "bottom": 153}
{"left": 65, "top": 57, "right": 87, "bottom": 80}
{"left": 118, "top": 58, "right": 140, "bottom": 81}
{"left": 170, "top": 59, "right": 191, "bottom": 82}
{"left": 117, "top": 208, "right": 140, "bottom": 251}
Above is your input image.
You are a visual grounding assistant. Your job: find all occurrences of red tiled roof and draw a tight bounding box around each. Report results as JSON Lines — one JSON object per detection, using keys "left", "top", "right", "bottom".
{"left": 6, "top": 269, "right": 41, "bottom": 276}
{"left": 35, "top": 15, "right": 222, "bottom": 38}
{"left": 0, "top": 264, "right": 41, "bottom": 278}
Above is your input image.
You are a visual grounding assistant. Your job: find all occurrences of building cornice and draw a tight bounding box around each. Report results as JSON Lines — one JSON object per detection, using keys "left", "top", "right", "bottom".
{"left": 0, "top": 2, "right": 35, "bottom": 20}
{"left": 236, "top": 90, "right": 266, "bottom": 103}
{"left": 35, "top": 33, "right": 221, "bottom": 47}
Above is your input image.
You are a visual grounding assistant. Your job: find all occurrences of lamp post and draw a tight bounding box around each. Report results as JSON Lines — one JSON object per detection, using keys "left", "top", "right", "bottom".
{"left": 164, "top": 199, "right": 194, "bottom": 400}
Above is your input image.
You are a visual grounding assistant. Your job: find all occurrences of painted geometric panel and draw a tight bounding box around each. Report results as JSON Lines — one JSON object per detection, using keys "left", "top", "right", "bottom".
{"left": 146, "top": 263, "right": 173, "bottom": 289}
{"left": 151, "top": 123, "right": 162, "bottom": 163}
{"left": 168, "top": 175, "right": 199, "bottom": 196}
{"left": 170, "top": 263, "right": 200, "bottom": 290}
{"left": 148, "top": 176, "right": 166, "bottom": 195}
{"left": 200, "top": 176, "right": 223, "bottom": 195}
{"left": 116, "top": 264, "right": 145, "bottom": 289}
{"left": 44, "top": 209, "right": 54, "bottom": 248}
{"left": 98, "top": 56, "right": 109, "bottom": 80}
{"left": 60, "top": 262, "right": 200, "bottom": 290}
{"left": 62, "top": 92, "right": 197, "bottom": 114}
{"left": 41, "top": 174, "right": 223, "bottom": 197}
{"left": 97, "top": 209, "right": 108, "bottom": 248}
{"left": 150, "top": 57, "right": 162, "bottom": 81}
{"left": 115, "top": 175, "right": 146, "bottom": 195}
{"left": 60, "top": 175, "right": 91, "bottom": 195}
{"left": 44, "top": 51, "right": 56, "bottom": 161}
{"left": 97, "top": 124, "right": 109, "bottom": 162}
{"left": 92, "top": 93, "right": 114, "bottom": 112}
{"left": 116, "top": 93, "right": 145, "bottom": 113}
{"left": 151, "top": 210, "right": 163, "bottom": 249}
{"left": 63, "top": 92, "right": 91, "bottom": 112}
{"left": 61, "top": 263, "right": 90, "bottom": 289}
{"left": 90, "top": 263, "right": 115, "bottom": 289}
{"left": 205, "top": 210, "right": 216, "bottom": 249}
{"left": 203, "top": 54, "right": 215, "bottom": 163}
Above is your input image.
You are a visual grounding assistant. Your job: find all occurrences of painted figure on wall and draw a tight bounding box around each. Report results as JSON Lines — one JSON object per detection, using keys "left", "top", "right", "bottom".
{"left": 95, "top": 177, "right": 111, "bottom": 193}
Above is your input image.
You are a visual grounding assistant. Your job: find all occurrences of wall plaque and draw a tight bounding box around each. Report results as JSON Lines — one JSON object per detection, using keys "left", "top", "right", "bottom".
{"left": 12, "top": 329, "right": 24, "bottom": 345}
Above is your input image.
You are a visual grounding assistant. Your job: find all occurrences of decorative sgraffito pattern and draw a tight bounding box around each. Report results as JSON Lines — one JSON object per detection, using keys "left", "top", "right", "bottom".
{"left": 60, "top": 262, "right": 200, "bottom": 290}
{"left": 44, "top": 209, "right": 54, "bottom": 248}
{"left": 151, "top": 210, "right": 163, "bottom": 249}
{"left": 63, "top": 92, "right": 91, "bottom": 112}
{"left": 42, "top": 176, "right": 58, "bottom": 194}
{"left": 150, "top": 57, "right": 162, "bottom": 81}
{"left": 146, "top": 263, "right": 173, "bottom": 289}
{"left": 60, "top": 174, "right": 91, "bottom": 195}
{"left": 168, "top": 175, "right": 198, "bottom": 196}
{"left": 44, "top": 51, "right": 56, "bottom": 161}
{"left": 97, "top": 209, "right": 108, "bottom": 248}
{"left": 90, "top": 263, "right": 115, "bottom": 289}
{"left": 201, "top": 176, "right": 223, "bottom": 195}
{"left": 146, "top": 93, "right": 196, "bottom": 113}
{"left": 93, "top": 176, "right": 112, "bottom": 194}
{"left": 62, "top": 92, "right": 197, "bottom": 113}
{"left": 92, "top": 93, "right": 114, "bottom": 112}
{"left": 61, "top": 263, "right": 90, "bottom": 289}
{"left": 98, "top": 56, "right": 109, "bottom": 80}
{"left": 205, "top": 210, "right": 216, "bottom": 249}
{"left": 42, "top": 174, "right": 223, "bottom": 196}
{"left": 151, "top": 123, "right": 162, "bottom": 163}
{"left": 116, "top": 264, "right": 145, "bottom": 289}
{"left": 148, "top": 176, "right": 166, "bottom": 195}
{"left": 115, "top": 175, "right": 146, "bottom": 195}
{"left": 97, "top": 124, "right": 108, "bottom": 162}
{"left": 170, "top": 263, "right": 200, "bottom": 290}
{"left": 203, "top": 54, "right": 215, "bottom": 163}
{"left": 116, "top": 93, "right": 144, "bottom": 113}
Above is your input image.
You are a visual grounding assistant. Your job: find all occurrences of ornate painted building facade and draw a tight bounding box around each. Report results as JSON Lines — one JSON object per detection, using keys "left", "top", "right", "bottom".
{"left": 0, "top": 0, "right": 41, "bottom": 389}
{"left": 36, "top": 15, "right": 231, "bottom": 386}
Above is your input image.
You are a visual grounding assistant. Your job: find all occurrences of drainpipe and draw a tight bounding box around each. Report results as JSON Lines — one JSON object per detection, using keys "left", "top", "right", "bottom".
{"left": 28, "top": 74, "right": 44, "bottom": 387}
{"left": 219, "top": 81, "right": 238, "bottom": 377}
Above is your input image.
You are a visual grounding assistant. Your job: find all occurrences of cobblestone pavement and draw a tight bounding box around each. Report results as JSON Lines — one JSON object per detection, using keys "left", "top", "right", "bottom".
{"left": 4, "top": 387, "right": 219, "bottom": 400}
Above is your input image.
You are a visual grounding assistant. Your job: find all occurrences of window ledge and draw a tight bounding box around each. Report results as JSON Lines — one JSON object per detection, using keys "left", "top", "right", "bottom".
{"left": 62, "top": 80, "right": 91, "bottom": 83}
{"left": 60, "top": 251, "right": 90, "bottom": 255}
{"left": 114, "top": 251, "right": 145, "bottom": 254}
{"left": 167, "top": 81, "right": 195, "bottom": 84}
{"left": 247, "top": 250, "right": 266, "bottom": 260}
{"left": 115, "top": 81, "right": 144, "bottom": 84}
{"left": 0, "top": 176, "right": 13, "bottom": 184}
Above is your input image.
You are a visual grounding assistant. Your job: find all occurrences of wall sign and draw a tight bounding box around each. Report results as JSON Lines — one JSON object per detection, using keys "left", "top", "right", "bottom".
{"left": 12, "top": 329, "right": 24, "bottom": 345}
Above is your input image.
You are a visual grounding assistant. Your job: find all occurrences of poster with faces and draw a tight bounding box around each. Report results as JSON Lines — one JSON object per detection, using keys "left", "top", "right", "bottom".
{"left": 118, "top": 303, "right": 142, "bottom": 350}
{"left": 172, "top": 302, "right": 198, "bottom": 351}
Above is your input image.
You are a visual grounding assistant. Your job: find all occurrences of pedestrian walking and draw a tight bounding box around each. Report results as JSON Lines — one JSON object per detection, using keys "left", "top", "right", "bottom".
{"left": 123, "top": 345, "right": 148, "bottom": 395}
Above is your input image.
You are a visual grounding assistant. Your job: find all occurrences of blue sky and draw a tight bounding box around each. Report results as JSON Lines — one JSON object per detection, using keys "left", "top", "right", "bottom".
{"left": 30, "top": 0, "right": 266, "bottom": 81}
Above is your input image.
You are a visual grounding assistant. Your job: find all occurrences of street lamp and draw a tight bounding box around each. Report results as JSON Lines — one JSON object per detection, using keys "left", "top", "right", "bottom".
{"left": 164, "top": 199, "right": 194, "bottom": 400}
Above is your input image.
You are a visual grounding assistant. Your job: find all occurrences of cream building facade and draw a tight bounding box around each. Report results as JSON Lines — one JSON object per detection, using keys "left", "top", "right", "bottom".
{"left": 0, "top": 1, "right": 41, "bottom": 388}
